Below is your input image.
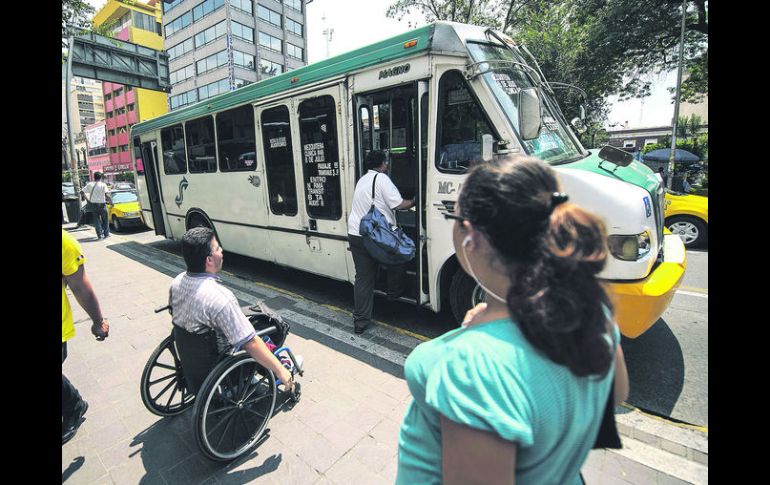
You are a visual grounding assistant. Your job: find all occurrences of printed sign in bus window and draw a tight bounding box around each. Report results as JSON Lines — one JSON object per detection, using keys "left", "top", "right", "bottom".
{"left": 262, "top": 105, "right": 298, "bottom": 216}
{"left": 298, "top": 96, "right": 342, "bottom": 220}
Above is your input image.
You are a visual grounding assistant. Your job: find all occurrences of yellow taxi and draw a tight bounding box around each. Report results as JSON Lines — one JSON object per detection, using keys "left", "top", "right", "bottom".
{"left": 664, "top": 190, "right": 708, "bottom": 248}
{"left": 108, "top": 190, "right": 145, "bottom": 232}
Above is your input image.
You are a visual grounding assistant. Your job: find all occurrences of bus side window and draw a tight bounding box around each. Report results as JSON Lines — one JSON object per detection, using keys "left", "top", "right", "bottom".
{"left": 359, "top": 105, "right": 372, "bottom": 161}
{"left": 161, "top": 124, "right": 187, "bottom": 175}
{"left": 133, "top": 136, "right": 144, "bottom": 174}
{"left": 298, "top": 95, "right": 342, "bottom": 220}
{"left": 436, "top": 70, "right": 495, "bottom": 173}
{"left": 261, "top": 105, "right": 298, "bottom": 216}
{"left": 186, "top": 116, "right": 217, "bottom": 173}
{"left": 218, "top": 105, "right": 257, "bottom": 172}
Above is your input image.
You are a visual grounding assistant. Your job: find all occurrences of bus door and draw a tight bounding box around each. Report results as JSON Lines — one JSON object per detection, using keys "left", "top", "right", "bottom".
{"left": 354, "top": 81, "right": 429, "bottom": 304}
{"left": 140, "top": 140, "right": 167, "bottom": 236}
{"left": 256, "top": 101, "right": 301, "bottom": 265}
{"left": 258, "top": 85, "right": 350, "bottom": 280}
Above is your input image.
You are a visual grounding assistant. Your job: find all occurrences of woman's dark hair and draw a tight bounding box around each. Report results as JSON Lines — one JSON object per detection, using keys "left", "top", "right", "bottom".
{"left": 458, "top": 155, "right": 614, "bottom": 377}
{"left": 182, "top": 227, "right": 215, "bottom": 273}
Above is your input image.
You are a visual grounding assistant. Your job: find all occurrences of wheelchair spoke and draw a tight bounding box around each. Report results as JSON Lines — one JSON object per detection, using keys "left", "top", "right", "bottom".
{"left": 152, "top": 376, "right": 179, "bottom": 404}
{"left": 149, "top": 372, "right": 177, "bottom": 386}
{"left": 243, "top": 393, "right": 272, "bottom": 406}
{"left": 165, "top": 382, "right": 179, "bottom": 408}
{"left": 153, "top": 362, "right": 177, "bottom": 371}
{"left": 206, "top": 403, "right": 238, "bottom": 416}
{"left": 214, "top": 409, "right": 238, "bottom": 450}
{"left": 237, "top": 365, "right": 247, "bottom": 400}
{"left": 240, "top": 406, "right": 267, "bottom": 420}
{"left": 242, "top": 375, "right": 268, "bottom": 400}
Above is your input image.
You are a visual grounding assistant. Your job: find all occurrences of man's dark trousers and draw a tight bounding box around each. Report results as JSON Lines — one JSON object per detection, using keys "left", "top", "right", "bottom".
{"left": 349, "top": 235, "right": 404, "bottom": 329}
{"left": 62, "top": 342, "right": 82, "bottom": 422}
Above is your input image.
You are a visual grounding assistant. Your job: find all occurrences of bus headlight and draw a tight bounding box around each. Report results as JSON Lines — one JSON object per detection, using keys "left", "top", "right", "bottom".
{"left": 608, "top": 231, "right": 652, "bottom": 261}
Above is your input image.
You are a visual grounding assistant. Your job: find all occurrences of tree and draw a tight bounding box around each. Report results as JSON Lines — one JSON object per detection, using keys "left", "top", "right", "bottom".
{"left": 675, "top": 114, "right": 702, "bottom": 141}
{"left": 386, "top": 0, "right": 708, "bottom": 120}
{"left": 62, "top": 1, "right": 96, "bottom": 49}
{"left": 62, "top": 0, "right": 116, "bottom": 62}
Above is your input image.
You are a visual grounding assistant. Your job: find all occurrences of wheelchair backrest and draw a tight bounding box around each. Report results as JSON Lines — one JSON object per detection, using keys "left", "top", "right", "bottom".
{"left": 172, "top": 325, "right": 220, "bottom": 396}
{"left": 241, "top": 302, "right": 290, "bottom": 348}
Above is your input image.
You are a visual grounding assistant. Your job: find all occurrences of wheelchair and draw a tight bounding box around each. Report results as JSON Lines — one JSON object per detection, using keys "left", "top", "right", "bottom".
{"left": 140, "top": 301, "right": 303, "bottom": 461}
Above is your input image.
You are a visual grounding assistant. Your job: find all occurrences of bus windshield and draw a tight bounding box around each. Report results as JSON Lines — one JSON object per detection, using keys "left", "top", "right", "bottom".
{"left": 467, "top": 42, "right": 583, "bottom": 164}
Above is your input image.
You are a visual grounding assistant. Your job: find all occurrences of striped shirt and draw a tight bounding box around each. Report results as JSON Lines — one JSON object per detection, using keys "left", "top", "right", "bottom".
{"left": 169, "top": 272, "right": 255, "bottom": 351}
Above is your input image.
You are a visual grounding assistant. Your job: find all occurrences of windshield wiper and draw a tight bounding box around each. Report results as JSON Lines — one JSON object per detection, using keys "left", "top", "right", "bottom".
{"left": 465, "top": 59, "right": 542, "bottom": 82}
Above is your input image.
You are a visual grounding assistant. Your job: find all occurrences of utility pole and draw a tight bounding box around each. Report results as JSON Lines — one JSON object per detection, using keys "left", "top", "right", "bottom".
{"left": 321, "top": 13, "right": 334, "bottom": 59}
{"left": 64, "top": 34, "right": 82, "bottom": 195}
{"left": 667, "top": 0, "right": 688, "bottom": 191}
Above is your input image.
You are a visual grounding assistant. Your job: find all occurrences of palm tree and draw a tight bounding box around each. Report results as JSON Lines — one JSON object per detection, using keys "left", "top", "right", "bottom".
{"left": 675, "top": 114, "right": 702, "bottom": 141}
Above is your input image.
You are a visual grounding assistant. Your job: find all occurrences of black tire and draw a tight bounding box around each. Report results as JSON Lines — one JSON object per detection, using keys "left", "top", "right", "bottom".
{"left": 666, "top": 215, "right": 707, "bottom": 248}
{"left": 113, "top": 216, "right": 123, "bottom": 232}
{"left": 449, "top": 268, "right": 486, "bottom": 324}
{"left": 140, "top": 335, "right": 196, "bottom": 416}
{"left": 194, "top": 353, "right": 277, "bottom": 461}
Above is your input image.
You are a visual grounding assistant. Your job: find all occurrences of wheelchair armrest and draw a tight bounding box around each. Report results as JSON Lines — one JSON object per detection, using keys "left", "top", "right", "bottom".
{"left": 255, "top": 325, "right": 277, "bottom": 338}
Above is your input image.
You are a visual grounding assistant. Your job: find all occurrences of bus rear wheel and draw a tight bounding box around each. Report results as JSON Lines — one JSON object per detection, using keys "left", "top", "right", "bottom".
{"left": 449, "top": 268, "right": 486, "bottom": 324}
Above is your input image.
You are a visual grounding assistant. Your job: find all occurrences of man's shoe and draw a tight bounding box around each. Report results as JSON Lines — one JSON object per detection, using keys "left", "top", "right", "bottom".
{"left": 354, "top": 323, "right": 366, "bottom": 334}
{"left": 62, "top": 400, "right": 89, "bottom": 445}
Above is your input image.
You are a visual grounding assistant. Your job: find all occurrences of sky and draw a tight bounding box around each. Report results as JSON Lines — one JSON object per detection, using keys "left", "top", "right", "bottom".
{"left": 85, "top": 0, "right": 678, "bottom": 129}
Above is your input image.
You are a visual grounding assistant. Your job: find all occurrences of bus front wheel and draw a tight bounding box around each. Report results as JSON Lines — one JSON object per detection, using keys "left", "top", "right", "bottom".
{"left": 449, "top": 268, "right": 487, "bottom": 324}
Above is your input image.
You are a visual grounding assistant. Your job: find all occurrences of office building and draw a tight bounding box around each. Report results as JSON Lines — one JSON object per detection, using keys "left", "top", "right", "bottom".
{"left": 163, "top": 0, "right": 310, "bottom": 110}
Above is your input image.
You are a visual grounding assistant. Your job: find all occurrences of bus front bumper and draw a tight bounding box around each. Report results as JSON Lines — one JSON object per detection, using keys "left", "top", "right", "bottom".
{"left": 603, "top": 233, "right": 687, "bottom": 339}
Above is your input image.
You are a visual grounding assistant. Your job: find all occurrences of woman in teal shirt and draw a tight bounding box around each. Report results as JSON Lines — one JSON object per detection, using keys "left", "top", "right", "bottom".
{"left": 396, "top": 156, "right": 629, "bottom": 484}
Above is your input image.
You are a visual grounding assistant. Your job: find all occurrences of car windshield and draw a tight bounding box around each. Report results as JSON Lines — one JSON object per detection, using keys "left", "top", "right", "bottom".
{"left": 112, "top": 191, "right": 138, "bottom": 204}
{"left": 466, "top": 42, "right": 584, "bottom": 164}
{"left": 62, "top": 186, "right": 76, "bottom": 196}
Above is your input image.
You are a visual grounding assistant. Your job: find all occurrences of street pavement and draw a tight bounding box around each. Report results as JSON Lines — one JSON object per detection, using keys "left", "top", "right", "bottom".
{"left": 61, "top": 224, "right": 708, "bottom": 484}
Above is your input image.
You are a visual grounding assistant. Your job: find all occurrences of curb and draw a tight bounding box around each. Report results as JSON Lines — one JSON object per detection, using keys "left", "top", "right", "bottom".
{"left": 616, "top": 406, "right": 708, "bottom": 466}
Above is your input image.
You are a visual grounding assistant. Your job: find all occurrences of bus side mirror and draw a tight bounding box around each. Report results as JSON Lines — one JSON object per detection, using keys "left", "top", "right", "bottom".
{"left": 598, "top": 145, "right": 633, "bottom": 168}
{"left": 482, "top": 134, "right": 494, "bottom": 162}
{"left": 519, "top": 87, "right": 542, "bottom": 140}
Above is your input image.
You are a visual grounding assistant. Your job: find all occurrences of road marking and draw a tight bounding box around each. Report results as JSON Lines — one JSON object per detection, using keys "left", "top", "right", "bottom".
{"left": 619, "top": 403, "right": 709, "bottom": 433}
{"left": 321, "top": 304, "right": 431, "bottom": 342}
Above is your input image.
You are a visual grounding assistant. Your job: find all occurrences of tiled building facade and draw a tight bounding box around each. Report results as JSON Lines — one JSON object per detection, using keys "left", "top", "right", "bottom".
{"left": 163, "top": 0, "right": 310, "bottom": 110}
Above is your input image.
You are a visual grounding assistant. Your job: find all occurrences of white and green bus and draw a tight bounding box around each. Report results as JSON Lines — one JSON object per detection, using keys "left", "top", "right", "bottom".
{"left": 131, "top": 21, "right": 685, "bottom": 338}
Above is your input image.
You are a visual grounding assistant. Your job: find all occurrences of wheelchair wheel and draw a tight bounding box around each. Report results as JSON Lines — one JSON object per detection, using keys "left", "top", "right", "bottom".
{"left": 140, "top": 335, "right": 196, "bottom": 416}
{"left": 193, "top": 353, "right": 277, "bottom": 461}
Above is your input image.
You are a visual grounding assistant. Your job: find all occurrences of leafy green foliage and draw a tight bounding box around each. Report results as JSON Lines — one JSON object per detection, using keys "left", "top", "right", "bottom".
{"left": 641, "top": 131, "right": 708, "bottom": 161}
{"left": 62, "top": 0, "right": 96, "bottom": 48}
{"left": 62, "top": 0, "right": 117, "bottom": 63}
{"left": 386, "top": 0, "right": 708, "bottom": 123}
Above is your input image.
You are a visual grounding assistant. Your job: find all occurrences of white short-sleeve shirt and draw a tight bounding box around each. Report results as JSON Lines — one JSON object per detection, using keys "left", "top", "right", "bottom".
{"left": 169, "top": 272, "right": 255, "bottom": 350}
{"left": 348, "top": 170, "right": 404, "bottom": 236}
{"left": 84, "top": 181, "right": 110, "bottom": 204}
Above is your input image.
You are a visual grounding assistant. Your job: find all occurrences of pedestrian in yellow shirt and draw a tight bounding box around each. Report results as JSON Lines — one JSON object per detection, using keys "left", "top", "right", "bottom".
{"left": 62, "top": 229, "right": 110, "bottom": 444}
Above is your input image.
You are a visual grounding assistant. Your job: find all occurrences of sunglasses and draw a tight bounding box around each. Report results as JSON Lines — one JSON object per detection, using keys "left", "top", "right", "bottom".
{"left": 443, "top": 213, "right": 467, "bottom": 223}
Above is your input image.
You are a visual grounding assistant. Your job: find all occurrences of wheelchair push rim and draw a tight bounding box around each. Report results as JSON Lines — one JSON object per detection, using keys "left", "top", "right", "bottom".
{"left": 140, "top": 335, "right": 196, "bottom": 416}
{"left": 194, "top": 354, "right": 277, "bottom": 461}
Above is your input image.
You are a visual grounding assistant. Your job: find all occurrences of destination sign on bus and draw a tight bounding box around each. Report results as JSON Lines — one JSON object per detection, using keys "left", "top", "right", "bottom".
{"left": 303, "top": 142, "right": 340, "bottom": 208}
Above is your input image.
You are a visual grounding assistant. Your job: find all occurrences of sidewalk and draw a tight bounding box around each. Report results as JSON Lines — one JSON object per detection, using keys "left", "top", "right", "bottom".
{"left": 61, "top": 226, "right": 707, "bottom": 484}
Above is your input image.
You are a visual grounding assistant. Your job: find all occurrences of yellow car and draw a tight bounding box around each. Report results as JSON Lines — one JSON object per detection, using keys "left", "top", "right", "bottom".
{"left": 108, "top": 190, "right": 146, "bottom": 232}
{"left": 664, "top": 190, "right": 708, "bottom": 248}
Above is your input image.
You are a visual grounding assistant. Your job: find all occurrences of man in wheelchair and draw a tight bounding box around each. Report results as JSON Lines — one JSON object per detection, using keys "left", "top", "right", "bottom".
{"left": 170, "top": 227, "right": 294, "bottom": 394}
